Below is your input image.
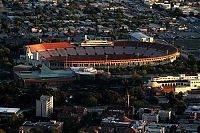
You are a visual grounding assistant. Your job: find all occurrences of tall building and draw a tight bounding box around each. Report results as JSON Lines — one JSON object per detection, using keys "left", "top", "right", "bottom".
{"left": 36, "top": 95, "right": 53, "bottom": 117}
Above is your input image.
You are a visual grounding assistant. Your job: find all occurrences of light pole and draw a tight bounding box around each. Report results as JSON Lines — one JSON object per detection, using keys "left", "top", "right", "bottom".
{"left": 106, "top": 54, "right": 110, "bottom": 74}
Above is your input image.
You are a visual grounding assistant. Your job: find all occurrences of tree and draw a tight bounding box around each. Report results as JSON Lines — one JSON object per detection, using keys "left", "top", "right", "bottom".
{"left": 193, "top": 63, "right": 198, "bottom": 72}
{"left": 132, "top": 70, "right": 140, "bottom": 78}
{"left": 197, "top": 125, "right": 200, "bottom": 133}
{"left": 79, "top": 131, "right": 86, "bottom": 133}
{"left": 169, "top": 125, "right": 177, "bottom": 133}
{"left": 9, "top": 114, "right": 18, "bottom": 127}
{"left": 102, "top": 90, "right": 122, "bottom": 105}
{"left": 3, "top": 48, "right": 10, "bottom": 56}
{"left": 172, "top": 8, "right": 183, "bottom": 17}
{"left": 0, "top": 95, "right": 14, "bottom": 106}
{"left": 152, "top": 4, "right": 163, "bottom": 11}
{"left": 175, "top": 101, "right": 187, "bottom": 115}
{"left": 189, "top": 11, "right": 194, "bottom": 17}
{"left": 175, "top": 92, "right": 183, "bottom": 100}
{"left": 149, "top": 96, "right": 159, "bottom": 105}
{"left": 0, "top": 49, "right": 5, "bottom": 57}
{"left": 141, "top": 69, "right": 147, "bottom": 76}
{"left": 197, "top": 13, "right": 200, "bottom": 19}
{"left": 0, "top": 129, "right": 6, "bottom": 133}
{"left": 87, "top": 95, "right": 97, "bottom": 106}
{"left": 33, "top": 128, "right": 44, "bottom": 133}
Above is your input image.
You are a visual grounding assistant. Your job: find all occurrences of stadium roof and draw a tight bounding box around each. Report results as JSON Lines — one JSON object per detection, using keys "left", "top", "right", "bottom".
{"left": 0, "top": 107, "right": 20, "bottom": 113}
{"left": 26, "top": 42, "right": 74, "bottom": 52}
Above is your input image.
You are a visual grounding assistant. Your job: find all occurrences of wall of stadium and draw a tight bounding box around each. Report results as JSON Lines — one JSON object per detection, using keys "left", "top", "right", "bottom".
{"left": 25, "top": 41, "right": 180, "bottom": 69}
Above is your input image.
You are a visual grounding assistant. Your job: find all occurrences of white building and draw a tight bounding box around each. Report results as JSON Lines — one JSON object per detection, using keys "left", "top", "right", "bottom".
{"left": 145, "top": 126, "right": 165, "bottom": 133}
{"left": 129, "top": 32, "right": 154, "bottom": 43}
{"left": 38, "top": 0, "right": 58, "bottom": 3}
{"left": 148, "top": 73, "right": 200, "bottom": 93}
{"left": 138, "top": 108, "right": 155, "bottom": 119}
{"left": 142, "top": 113, "right": 159, "bottom": 123}
{"left": 36, "top": 95, "right": 53, "bottom": 117}
{"left": 0, "top": 107, "right": 21, "bottom": 118}
{"left": 145, "top": 124, "right": 166, "bottom": 133}
{"left": 19, "top": 120, "right": 63, "bottom": 133}
{"left": 155, "top": 3, "right": 171, "bottom": 10}
{"left": 147, "top": 123, "right": 177, "bottom": 133}
{"left": 149, "top": 23, "right": 166, "bottom": 32}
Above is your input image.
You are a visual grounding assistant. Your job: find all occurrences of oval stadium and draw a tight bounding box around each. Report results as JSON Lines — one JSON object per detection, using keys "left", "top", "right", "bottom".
{"left": 25, "top": 40, "right": 180, "bottom": 69}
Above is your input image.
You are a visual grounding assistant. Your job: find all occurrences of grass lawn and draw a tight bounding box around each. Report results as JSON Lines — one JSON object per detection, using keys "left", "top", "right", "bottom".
{"left": 175, "top": 39, "right": 200, "bottom": 49}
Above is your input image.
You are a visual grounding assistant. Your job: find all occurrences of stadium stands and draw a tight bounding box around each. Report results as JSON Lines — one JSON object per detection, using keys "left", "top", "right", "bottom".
{"left": 75, "top": 47, "right": 86, "bottom": 55}
{"left": 48, "top": 50, "right": 59, "bottom": 57}
{"left": 85, "top": 47, "right": 95, "bottom": 55}
{"left": 95, "top": 47, "right": 105, "bottom": 55}
{"left": 114, "top": 46, "right": 124, "bottom": 55}
{"left": 26, "top": 41, "right": 180, "bottom": 68}
{"left": 66, "top": 48, "right": 77, "bottom": 55}
{"left": 124, "top": 46, "right": 135, "bottom": 54}
{"left": 38, "top": 51, "right": 51, "bottom": 58}
{"left": 105, "top": 47, "right": 114, "bottom": 55}
{"left": 57, "top": 48, "right": 68, "bottom": 56}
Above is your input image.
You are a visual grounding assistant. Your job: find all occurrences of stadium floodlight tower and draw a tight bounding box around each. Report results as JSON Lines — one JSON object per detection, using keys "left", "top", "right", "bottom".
{"left": 106, "top": 55, "right": 110, "bottom": 74}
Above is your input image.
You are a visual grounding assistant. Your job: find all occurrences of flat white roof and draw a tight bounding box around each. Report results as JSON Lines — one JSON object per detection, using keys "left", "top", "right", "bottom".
{"left": 129, "top": 32, "right": 150, "bottom": 39}
{"left": 0, "top": 107, "right": 20, "bottom": 113}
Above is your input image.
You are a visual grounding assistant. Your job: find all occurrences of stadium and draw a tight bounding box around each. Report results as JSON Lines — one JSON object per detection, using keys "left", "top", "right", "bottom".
{"left": 26, "top": 40, "right": 180, "bottom": 69}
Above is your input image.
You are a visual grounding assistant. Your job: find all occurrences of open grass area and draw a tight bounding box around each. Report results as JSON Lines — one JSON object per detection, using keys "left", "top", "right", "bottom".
{"left": 175, "top": 39, "right": 200, "bottom": 49}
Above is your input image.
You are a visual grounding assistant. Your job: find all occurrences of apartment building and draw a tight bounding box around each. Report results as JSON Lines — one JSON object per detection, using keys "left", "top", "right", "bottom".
{"left": 36, "top": 95, "right": 53, "bottom": 117}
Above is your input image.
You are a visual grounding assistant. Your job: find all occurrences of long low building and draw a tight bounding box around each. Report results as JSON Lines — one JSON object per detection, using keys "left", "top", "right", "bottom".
{"left": 25, "top": 40, "right": 180, "bottom": 69}
{"left": 19, "top": 120, "right": 63, "bottom": 133}
{"left": 0, "top": 107, "right": 21, "bottom": 118}
{"left": 148, "top": 73, "right": 200, "bottom": 93}
{"left": 14, "top": 64, "right": 77, "bottom": 88}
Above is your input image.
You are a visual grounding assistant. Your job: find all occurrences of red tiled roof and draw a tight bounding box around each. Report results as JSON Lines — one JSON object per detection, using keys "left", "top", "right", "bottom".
{"left": 26, "top": 42, "right": 75, "bottom": 52}
{"left": 162, "top": 86, "right": 175, "bottom": 93}
{"left": 121, "top": 116, "right": 131, "bottom": 122}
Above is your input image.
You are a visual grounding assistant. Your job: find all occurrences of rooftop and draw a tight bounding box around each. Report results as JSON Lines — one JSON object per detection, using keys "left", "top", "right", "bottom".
{"left": 13, "top": 64, "right": 32, "bottom": 69}
{"left": 183, "top": 94, "right": 200, "bottom": 99}
{"left": 0, "top": 107, "right": 20, "bottom": 113}
{"left": 129, "top": 32, "right": 150, "bottom": 39}
{"left": 40, "top": 95, "right": 53, "bottom": 101}
{"left": 26, "top": 42, "right": 74, "bottom": 52}
{"left": 15, "top": 65, "right": 76, "bottom": 79}
{"left": 22, "top": 120, "right": 63, "bottom": 128}
{"left": 185, "top": 106, "right": 200, "bottom": 114}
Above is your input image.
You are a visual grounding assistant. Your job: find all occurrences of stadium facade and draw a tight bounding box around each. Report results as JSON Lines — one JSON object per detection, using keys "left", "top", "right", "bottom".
{"left": 25, "top": 40, "right": 180, "bottom": 69}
